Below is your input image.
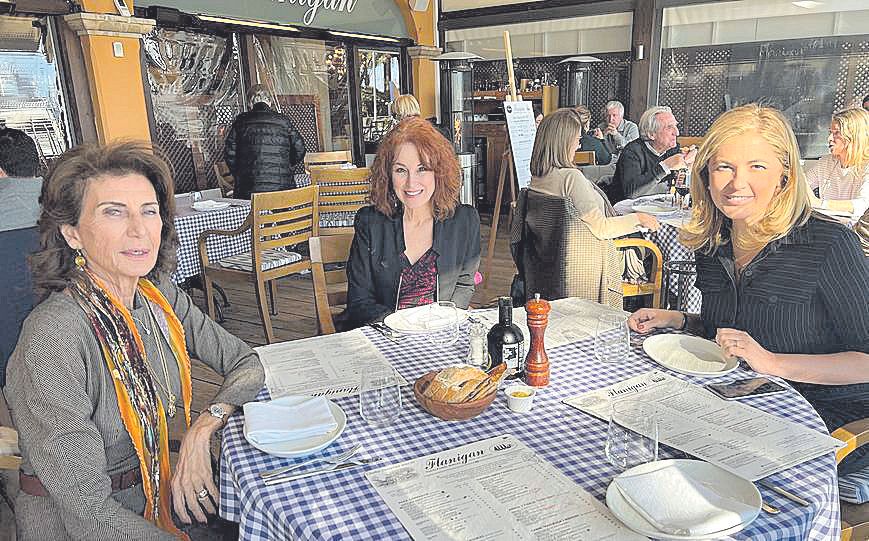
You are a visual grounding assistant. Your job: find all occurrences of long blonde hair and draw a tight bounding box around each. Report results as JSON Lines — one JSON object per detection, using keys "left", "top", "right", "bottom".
{"left": 832, "top": 108, "right": 869, "bottom": 169}
{"left": 680, "top": 104, "right": 811, "bottom": 253}
{"left": 530, "top": 108, "right": 581, "bottom": 177}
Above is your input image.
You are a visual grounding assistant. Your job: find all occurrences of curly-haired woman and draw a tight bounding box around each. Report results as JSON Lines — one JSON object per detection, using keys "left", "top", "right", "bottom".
{"left": 6, "top": 142, "right": 263, "bottom": 540}
{"left": 345, "top": 116, "right": 481, "bottom": 328}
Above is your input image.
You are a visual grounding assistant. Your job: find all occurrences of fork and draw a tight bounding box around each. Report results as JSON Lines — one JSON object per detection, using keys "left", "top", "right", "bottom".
{"left": 263, "top": 457, "right": 383, "bottom": 486}
{"left": 369, "top": 322, "right": 404, "bottom": 342}
{"left": 260, "top": 443, "right": 362, "bottom": 479}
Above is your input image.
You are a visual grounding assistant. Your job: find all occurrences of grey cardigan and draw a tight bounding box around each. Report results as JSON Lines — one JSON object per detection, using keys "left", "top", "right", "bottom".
{"left": 5, "top": 278, "right": 264, "bottom": 540}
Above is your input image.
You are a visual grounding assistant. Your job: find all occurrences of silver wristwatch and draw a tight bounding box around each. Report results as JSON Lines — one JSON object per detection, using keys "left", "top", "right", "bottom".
{"left": 208, "top": 404, "right": 228, "bottom": 423}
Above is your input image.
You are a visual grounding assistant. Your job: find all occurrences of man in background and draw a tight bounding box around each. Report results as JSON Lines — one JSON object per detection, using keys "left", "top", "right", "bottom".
{"left": 0, "top": 127, "right": 41, "bottom": 389}
{"left": 609, "top": 106, "right": 696, "bottom": 202}
{"left": 224, "top": 85, "right": 307, "bottom": 199}
{"left": 598, "top": 100, "right": 639, "bottom": 163}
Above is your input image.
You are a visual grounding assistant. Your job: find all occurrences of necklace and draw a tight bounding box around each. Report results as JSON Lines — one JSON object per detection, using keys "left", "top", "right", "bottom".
{"left": 142, "top": 301, "right": 178, "bottom": 418}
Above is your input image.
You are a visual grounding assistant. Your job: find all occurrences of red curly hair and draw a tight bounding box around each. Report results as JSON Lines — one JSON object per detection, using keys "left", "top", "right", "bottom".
{"left": 369, "top": 116, "right": 461, "bottom": 221}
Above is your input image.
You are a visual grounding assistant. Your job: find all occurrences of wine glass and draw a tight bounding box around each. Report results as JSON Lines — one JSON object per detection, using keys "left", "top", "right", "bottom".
{"left": 425, "top": 301, "right": 459, "bottom": 347}
{"left": 605, "top": 400, "right": 659, "bottom": 471}
{"left": 359, "top": 365, "right": 402, "bottom": 427}
{"left": 594, "top": 313, "right": 630, "bottom": 364}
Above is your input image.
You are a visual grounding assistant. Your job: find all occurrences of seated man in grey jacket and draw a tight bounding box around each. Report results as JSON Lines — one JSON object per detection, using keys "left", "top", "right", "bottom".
{"left": 597, "top": 100, "right": 639, "bottom": 163}
{"left": 0, "top": 127, "right": 41, "bottom": 387}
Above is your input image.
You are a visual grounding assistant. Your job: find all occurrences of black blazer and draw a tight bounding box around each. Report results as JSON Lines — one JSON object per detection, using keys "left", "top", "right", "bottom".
{"left": 609, "top": 139, "right": 679, "bottom": 202}
{"left": 345, "top": 204, "right": 481, "bottom": 329}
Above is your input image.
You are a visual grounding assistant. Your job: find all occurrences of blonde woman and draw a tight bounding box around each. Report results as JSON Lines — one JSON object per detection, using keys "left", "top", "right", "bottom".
{"left": 806, "top": 107, "right": 869, "bottom": 220}
{"left": 627, "top": 105, "right": 869, "bottom": 474}
{"left": 530, "top": 108, "right": 659, "bottom": 239}
{"left": 390, "top": 94, "right": 421, "bottom": 121}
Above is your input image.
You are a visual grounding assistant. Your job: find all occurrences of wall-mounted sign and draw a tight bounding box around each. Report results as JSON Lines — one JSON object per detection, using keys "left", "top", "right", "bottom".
{"left": 136, "top": 0, "right": 410, "bottom": 39}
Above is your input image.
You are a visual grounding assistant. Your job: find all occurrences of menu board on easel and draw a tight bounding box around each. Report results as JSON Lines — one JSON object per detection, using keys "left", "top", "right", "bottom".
{"left": 503, "top": 100, "right": 537, "bottom": 189}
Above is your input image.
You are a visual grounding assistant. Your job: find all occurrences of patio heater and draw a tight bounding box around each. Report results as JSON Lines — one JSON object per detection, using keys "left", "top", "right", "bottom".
{"left": 434, "top": 51, "right": 484, "bottom": 207}
{"left": 558, "top": 56, "right": 602, "bottom": 108}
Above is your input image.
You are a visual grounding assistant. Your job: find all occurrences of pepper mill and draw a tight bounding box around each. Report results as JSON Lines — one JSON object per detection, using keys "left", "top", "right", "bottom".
{"left": 524, "top": 293, "right": 550, "bottom": 387}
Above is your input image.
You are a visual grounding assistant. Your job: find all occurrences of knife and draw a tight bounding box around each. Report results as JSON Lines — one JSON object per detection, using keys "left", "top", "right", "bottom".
{"left": 263, "top": 461, "right": 364, "bottom": 486}
{"left": 757, "top": 479, "right": 810, "bottom": 507}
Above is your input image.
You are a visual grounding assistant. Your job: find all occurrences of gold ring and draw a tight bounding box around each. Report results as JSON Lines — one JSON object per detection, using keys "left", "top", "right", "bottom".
{"left": 196, "top": 489, "right": 209, "bottom": 500}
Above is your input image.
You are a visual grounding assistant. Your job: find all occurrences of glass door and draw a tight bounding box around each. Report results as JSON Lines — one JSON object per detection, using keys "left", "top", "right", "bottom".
{"left": 357, "top": 48, "right": 401, "bottom": 155}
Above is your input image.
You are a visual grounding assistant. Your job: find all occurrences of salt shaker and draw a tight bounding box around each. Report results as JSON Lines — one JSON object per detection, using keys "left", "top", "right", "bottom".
{"left": 466, "top": 320, "right": 488, "bottom": 368}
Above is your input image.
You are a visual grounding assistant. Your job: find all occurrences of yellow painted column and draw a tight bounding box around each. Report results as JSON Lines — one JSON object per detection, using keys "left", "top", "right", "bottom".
{"left": 396, "top": 1, "right": 439, "bottom": 119}
{"left": 63, "top": 12, "right": 155, "bottom": 143}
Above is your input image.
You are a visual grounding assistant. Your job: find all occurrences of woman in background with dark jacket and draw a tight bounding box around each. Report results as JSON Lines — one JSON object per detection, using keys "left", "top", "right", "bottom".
{"left": 346, "top": 117, "right": 481, "bottom": 329}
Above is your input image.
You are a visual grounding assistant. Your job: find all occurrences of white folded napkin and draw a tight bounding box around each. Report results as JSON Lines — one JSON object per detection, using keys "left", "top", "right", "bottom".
{"left": 244, "top": 396, "right": 338, "bottom": 445}
{"left": 613, "top": 463, "right": 757, "bottom": 536}
{"left": 192, "top": 200, "right": 230, "bottom": 212}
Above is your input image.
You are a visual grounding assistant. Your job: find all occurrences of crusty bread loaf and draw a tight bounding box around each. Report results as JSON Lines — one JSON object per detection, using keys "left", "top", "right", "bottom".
{"left": 423, "top": 364, "right": 508, "bottom": 403}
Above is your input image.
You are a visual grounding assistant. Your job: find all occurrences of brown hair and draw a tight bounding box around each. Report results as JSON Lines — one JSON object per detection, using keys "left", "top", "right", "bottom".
{"left": 530, "top": 108, "right": 582, "bottom": 177}
{"left": 679, "top": 104, "right": 811, "bottom": 253}
{"left": 30, "top": 141, "right": 178, "bottom": 300}
{"left": 369, "top": 116, "right": 461, "bottom": 221}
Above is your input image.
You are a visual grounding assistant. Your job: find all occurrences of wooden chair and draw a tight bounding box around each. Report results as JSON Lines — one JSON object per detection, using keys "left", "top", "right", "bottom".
{"left": 198, "top": 185, "right": 319, "bottom": 343}
{"left": 304, "top": 150, "right": 352, "bottom": 172}
{"left": 677, "top": 136, "right": 704, "bottom": 148}
{"left": 213, "top": 161, "right": 234, "bottom": 197}
{"left": 574, "top": 150, "right": 596, "bottom": 166}
{"left": 310, "top": 233, "right": 353, "bottom": 335}
{"left": 833, "top": 418, "right": 869, "bottom": 540}
{"left": 310, "top": 167, "right": 371, "bottom": 235}
{"left": 613, "top": 238, "right": 664, "bottom": 308}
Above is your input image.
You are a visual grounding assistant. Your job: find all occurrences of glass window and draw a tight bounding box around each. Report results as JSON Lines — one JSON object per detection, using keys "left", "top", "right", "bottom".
{"left": 251, "top": 35, "right": 352, "bottom": 161}
{"left": 0, "top": 15, "right": 70, "bottom": 174}
{"left": 144, "top": 29, "right": 243, "bottom": 193}
{"left": 660, "top": 0, "right": 869, "bottom": 158}
{"left": 358, "top": 48, "right": 401, "bottom": 147}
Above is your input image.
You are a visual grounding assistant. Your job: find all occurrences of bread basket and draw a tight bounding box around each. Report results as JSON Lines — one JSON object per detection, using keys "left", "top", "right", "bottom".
{"left": 413, "top": 371, "right": 497, "bottom": 421}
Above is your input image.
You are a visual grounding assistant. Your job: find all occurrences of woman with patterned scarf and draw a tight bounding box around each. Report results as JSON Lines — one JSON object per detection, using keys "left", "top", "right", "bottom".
{"left": 5, "top": 142, "right": 264, "bottom": 540}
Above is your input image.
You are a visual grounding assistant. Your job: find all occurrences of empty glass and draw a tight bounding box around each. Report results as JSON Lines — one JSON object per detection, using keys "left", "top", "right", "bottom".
{"left": 425, "top": 301, "right": 459, "bottom": 347}
{"left": 359, "top": 366, "right": 402, "bottom": 427}
{"left": 594, "top": 313, "right": 630, "bottom": 363}
{"left": 605, "top": 400, "right": 659, "bottom": 471}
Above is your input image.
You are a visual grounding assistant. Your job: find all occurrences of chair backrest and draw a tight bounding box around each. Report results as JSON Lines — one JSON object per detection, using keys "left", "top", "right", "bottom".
{"left": 574, "top": 150, "right": 596, "bottom": 166}
{"left": 213, "top": 161, "right": 234, "bottom": 196}
{"left": 304, "top": 150, "right": 352, "bottom": 172}
{"left": 516, "top": 189, "right": 622, "bottom": 308}
{"left": 309, "top": 233, "right": 354, "bottom": 334}
{"left": 310, "top": 167, "right": 371, "bottom": 230}
{"left": 250, "top": 185, "right": 319, "bottom": 265}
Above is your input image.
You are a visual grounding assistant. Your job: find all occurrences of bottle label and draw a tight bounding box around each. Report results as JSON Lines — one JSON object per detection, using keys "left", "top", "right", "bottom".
{"left": 501, "top": 343, "right": 524, "bottom": 372}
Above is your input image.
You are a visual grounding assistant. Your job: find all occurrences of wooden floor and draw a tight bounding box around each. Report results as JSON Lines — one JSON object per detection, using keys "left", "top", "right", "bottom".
{"left": 188, "top": 212, "right": 516, "bottom": 410}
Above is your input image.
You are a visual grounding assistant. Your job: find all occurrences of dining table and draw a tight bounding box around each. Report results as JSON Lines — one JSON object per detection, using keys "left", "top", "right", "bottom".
{"left": 218, "top": 301, "right": 840, "bottom": 541}
{"left": 613, "top": 195, "right": 702, "bottom": 312}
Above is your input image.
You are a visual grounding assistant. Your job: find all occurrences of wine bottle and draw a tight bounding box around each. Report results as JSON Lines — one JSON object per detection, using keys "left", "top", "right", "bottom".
{"left": 486, "top": 296, "right": 525, "bottom": 379}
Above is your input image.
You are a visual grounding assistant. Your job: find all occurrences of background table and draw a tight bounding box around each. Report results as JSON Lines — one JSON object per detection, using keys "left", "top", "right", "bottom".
{"left": 219, "top": 306, "right": 840, "bottom": 541}
{"left": 614, "top": 196, "right": 702, "bottom": 312}
{"left": 173, "top": 197, "right": 251, "bottom": 284}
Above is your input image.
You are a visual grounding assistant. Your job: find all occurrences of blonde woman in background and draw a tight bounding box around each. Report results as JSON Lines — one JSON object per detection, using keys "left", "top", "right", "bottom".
{"left": 805, "top": 107, "right": 869, "bottom": 221}
{"left": 628, "top": 104, "right": 869, "bottom": 474}
{"left": 390, "top": 94, "right": 421, "bottom": 121}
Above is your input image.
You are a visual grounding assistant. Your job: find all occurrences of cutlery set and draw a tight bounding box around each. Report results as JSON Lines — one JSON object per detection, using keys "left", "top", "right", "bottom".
{"left": 369, "top": 322, "right": 404, "bottom": 342}
{"left": 260, "top": 444, "right": 381, "bottom": 486}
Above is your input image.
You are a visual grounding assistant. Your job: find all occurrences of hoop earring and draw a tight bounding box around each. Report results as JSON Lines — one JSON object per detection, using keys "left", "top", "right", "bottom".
{"left": 74, "top": 249, "right": 86, "bottom": 269}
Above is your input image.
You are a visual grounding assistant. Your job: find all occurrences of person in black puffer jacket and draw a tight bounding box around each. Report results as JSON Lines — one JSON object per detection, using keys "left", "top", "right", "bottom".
{"left": 224, "top": 85, "right": 307, "bottom": 199}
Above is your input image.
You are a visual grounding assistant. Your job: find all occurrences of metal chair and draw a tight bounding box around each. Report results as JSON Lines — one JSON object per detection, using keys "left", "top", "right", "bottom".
{"left": 660, "top": 260, "right": 697, "bottom": 310}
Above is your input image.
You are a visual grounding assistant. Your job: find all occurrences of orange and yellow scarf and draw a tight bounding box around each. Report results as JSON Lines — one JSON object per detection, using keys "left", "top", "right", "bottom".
{"left": 69, "top": 271, "right": 192, "bottom": 539}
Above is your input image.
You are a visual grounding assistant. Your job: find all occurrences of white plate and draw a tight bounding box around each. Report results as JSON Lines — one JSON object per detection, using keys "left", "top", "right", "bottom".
{"left": 642, "top": 334, "right": 738, "bottom": 376}
{"left": 243, "top": 401, "right": 346, "bottom": 458}
{"left": 632, "top": 203, "right": 680, "bottom": 215}
{"left": 606, "top": 459, "right": 761, "bottom": 540}
{"left": 383, "top": 304, "right": 469, "bottom": 335}
{"left": 192, "top": 200, "right": 231, "bottom": 212}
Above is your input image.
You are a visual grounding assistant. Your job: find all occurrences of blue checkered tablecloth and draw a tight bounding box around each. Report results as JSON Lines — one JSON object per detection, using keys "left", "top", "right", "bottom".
{"left": 613, "top": 197, "right": 702, "bottom": 312}
{"left": 172, "top": 198, "right": 252, "bottom": 283}
{"left": 218, "top": 322, "right": 840, "bottom": 541}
